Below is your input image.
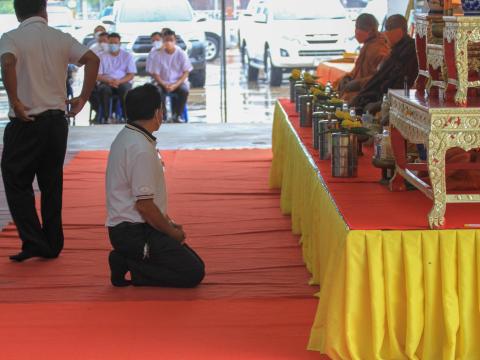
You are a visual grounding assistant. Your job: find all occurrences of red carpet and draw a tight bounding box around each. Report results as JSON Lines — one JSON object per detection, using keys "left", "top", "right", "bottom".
{"left": 0, "top": 149, "right": 324, "bottom": 359}
{"left": 280, "top": 99, "right": 480, "bottom": 230}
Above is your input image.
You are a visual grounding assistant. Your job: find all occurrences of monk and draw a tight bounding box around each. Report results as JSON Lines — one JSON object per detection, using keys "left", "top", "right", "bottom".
{"left": 350, "top": 14, "right": 418, "bottom": 114}
{"left": 337, "top": 13, "right": 390, "bottom": 102}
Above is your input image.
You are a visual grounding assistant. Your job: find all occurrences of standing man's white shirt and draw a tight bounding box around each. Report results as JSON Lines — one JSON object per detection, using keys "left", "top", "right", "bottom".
{"left": 0, "top": 17, "right": 88, "bottom": 117}
{"left": 106, "top": 124, "right": 167, "bottom": 227}
{"left": 99, "top": 49, "right": 137, "bottom": 81}
{"left": 149, "top": 46, "right": 193, "bottom": 88}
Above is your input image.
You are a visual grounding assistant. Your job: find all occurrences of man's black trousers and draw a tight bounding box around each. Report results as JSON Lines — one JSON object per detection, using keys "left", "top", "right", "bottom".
{"left": 1, "top": 111, "right": 68, "bottom": 257}
{"left": 109, "top": 222, "right": 205, "bottom": 287}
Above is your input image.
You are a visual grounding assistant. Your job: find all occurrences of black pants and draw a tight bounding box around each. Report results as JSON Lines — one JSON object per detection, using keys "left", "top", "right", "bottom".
{"left": 157, "top": 83, "right": 189, "bottom": 119}
{"left": 1, "top": 111, "right": 68, "bottom": 257}
{"left": 97, "top": 82, "right": 132, "bottom": 123}
{"left": 108, "top": 222, "right": 205, "bottom": 288}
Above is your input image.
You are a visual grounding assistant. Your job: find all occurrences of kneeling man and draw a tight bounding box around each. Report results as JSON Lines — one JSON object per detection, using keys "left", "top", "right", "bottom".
{"left": 105, "top": 84, "right": 205, "bottom": 287}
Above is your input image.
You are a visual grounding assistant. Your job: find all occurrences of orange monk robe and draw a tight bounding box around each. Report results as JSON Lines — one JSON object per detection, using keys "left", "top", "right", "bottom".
{"left": 341, "top": 33, "right": 391, "bottom": 102}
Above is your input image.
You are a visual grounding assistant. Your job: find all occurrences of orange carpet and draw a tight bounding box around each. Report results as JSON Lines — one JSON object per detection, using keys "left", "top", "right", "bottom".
{"left": 0, "top": 149, "right": 325, "bottom": 359}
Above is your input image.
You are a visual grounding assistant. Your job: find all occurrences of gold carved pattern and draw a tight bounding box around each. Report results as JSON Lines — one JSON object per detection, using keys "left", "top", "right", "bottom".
{"left": 389, "top": 90, "right": 480, "bottom": 228}
{"left": 416, "top": 20, "right": 429, "bottom": 39}
{"left": 427, "top": 132, "right": 448, "bottom": 228}
{"left": 443, "top": 17, "right": 480, "bottom": 104}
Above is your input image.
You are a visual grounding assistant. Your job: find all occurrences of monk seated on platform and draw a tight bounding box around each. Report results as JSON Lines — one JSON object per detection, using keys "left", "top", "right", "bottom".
{"left": 350, "top": 15, "right": 418, "bottom": 114}
{"left": 336, "top": 13, "right": 390, "bottom": 103}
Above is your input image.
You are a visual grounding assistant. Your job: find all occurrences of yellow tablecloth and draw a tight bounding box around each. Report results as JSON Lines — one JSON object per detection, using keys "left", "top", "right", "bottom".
{"left": 269, "top": 100, "right": 480, "bottom": 359}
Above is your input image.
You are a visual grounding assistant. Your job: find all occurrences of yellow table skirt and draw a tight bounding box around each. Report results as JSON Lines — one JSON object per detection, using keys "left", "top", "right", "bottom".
{"left": 269, "top": 100, "right": 480, "bottom": 360}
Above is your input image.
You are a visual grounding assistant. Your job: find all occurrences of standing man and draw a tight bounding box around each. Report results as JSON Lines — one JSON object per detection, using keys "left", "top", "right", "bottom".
{"left": 0, "top": 0, "right": 99, "bottom": 262}
{"left": 97, "top": 32, "right": 136, "bottom": 123}
{"left": 149, "top": 29, "right": 192, "bottom": 123}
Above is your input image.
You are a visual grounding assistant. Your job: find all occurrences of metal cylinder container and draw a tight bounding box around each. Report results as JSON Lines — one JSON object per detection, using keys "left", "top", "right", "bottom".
{"left": 312, "top": 112, "right": 328, "bottom": 149}
{"left": 299, "top": 95, "right": 314, "bottom": 127}
{"left": 318, "top": 119, "right": 339, "bottom": 160}
{"left": 295, "top": 85, "right": 307, "bottom": 112}
{"left": 331, "top": 133, "right": 358, "bottom": 178}
{"left": 289, "top": 79, "right": 297, "bottom": 103}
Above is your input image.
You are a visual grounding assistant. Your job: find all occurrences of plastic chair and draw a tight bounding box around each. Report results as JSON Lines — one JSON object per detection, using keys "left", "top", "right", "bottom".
{"left": 91, "top": 95, "right": 125, "bottom": 124}
{"left": 165, "top": 93, "right": 189, "bottom": 123}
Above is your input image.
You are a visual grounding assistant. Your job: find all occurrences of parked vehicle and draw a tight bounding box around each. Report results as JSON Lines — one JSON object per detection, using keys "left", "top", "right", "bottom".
{"left": 102, "top": 0, "right": 207, "bottom": 87}
{"left": 47, "top": 3, "right": 80, "bottom": 37}
{"left": 240, "top": 0, "right": 355, "bottom": 86}
{"left": 202, "top": 19, "right": 238, "bottom": 61}
{"left": 359, "top": 0, "right": 388, "bottom": 29}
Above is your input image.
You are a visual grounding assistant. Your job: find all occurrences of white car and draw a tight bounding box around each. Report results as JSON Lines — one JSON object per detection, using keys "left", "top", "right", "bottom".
{"left": 241, "top": 0, "right": 355, "bottom": 86}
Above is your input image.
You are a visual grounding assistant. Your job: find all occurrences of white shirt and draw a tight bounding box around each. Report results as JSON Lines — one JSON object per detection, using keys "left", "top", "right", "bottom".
{"left": 106, "top": 124, "right": 167, "bottom": 227}
{"left": 90, "top": 42, "right": 106, "bottom": 56}
{"left": 148, "top": 46, "right": 193, "bottom": 87}
{"left": 0, "top": 16, "right": 89, "bottom": 117}
{"left": 99, "top": 49, "right": 137, "bottom": 81}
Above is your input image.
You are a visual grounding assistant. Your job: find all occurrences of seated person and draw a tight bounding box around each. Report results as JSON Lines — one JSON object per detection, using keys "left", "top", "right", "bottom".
{"left": 105, "top": 84, "right": 205, "bottom": 287}
{"left": 90, "top": 31, "right": 109, "bottom": 56}
{"left": 146, "top": 31, "right": 163, "bottom": 75}
{"left": 148, "top": 28, "right": 193, "bottom": 123}
{"left": 87, "top": 25, "right": 107, "bottom": 48}
{"left": 350, "top": 15, "right": 418, "bottom": 114}
{"left": 97, "top": 33, "right": 136, "bottom": 123}
{"left": 337, "top": 13, "right": 390, "bottom": 102}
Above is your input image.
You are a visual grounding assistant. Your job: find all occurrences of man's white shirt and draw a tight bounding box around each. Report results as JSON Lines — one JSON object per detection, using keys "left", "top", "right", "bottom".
{"left": 0, "top": 16, "right": 89, "bottom": 117}
{"left": 106, "top": 124, "right": 167, "bottom": 227}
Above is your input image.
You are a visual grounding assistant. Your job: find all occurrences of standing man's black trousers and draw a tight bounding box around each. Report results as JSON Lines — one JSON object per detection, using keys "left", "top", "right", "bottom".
{"left": 109, "top": 222, "right": 205, "bottom": 287}
{"left": 1, "top": 110, "right": 68, "bottom": 258}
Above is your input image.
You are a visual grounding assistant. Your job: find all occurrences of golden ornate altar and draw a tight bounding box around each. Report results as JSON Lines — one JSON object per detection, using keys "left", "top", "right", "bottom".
{"left": 389, "top": 89, "right": 480, "bottom": 228}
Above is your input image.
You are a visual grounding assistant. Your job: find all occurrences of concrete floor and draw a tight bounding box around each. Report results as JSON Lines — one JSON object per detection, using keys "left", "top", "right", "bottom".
{"left": 68, "top": 123, "right": 272, "bottom": 151}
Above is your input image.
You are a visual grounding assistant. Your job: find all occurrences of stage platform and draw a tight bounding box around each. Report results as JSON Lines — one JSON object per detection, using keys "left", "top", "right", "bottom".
{"left": 270, "top": 99, "right": 480, "bottom": 359}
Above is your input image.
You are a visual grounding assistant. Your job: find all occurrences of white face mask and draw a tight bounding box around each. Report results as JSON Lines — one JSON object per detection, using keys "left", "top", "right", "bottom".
{"left": 94, "top": 31, "right": 103, "bottom": 40}
{"left": 100, "top": 43, "right": 109, "bottom": 52}
{"left": 153, "top": 40, "right": 163, "bottom": 50}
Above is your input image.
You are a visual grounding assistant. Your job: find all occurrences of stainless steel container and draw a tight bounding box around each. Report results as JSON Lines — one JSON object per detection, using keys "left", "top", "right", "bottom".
{"left": 299, "top": 95, "right": 314, "bottom": 127}
{"left": 331, "top": 133, "right": 358, "bottom": 178}
{"left": 312, "top": 112, "right": 328, "bottom": 149}
{"left": 295, "top": 85, "right": 307, "bottom": 112}
{"left": 318, "top": 119, "right": 339, "bottom": 160}
{"left": 289, "top": 79, "right": 297, "bottom": 103}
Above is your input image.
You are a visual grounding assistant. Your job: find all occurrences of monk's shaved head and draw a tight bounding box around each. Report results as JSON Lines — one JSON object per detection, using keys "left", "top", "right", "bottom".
{"left": 356, "top": 13, "right": 379, "bottom": 32}
{"left": 385, "top": 14, "right": 408, "bottom": 34}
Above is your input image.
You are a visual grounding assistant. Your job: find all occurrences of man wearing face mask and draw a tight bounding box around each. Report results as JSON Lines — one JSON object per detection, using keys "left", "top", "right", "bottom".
{"left": 337, "top": 13, "right": 390, "bottom": 101}
{"left": 146, "top": 31, "right": 163, "bottom": 76}
{"left": 90, "top": 31, "right": 109, "bottom": 56}
{"left": 87, "top": 25, "right": 107, "bottom": 48}
{"left": 105, "top": 84, "right": 205, "bottom": 287}
{"left": 350, "top": 14, "right": 418, "bottom": 114}
{"left": 97, "top": 33, "right": 136, "bottom": 123}
{"left": 148, "top": 28, "right": 193, "bottom": 123}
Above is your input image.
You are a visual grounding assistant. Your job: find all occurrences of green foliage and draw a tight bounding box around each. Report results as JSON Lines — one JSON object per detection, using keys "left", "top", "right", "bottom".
{"left": 0, "top": 1, "right": 14, "bottom": 14}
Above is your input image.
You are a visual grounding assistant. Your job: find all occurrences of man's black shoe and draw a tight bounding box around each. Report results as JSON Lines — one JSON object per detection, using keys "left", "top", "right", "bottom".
{"left": 9, "top": 251, "right": 41, "bottom": 262}
{"left": 108, "top": 251, "right": 131, "bottom": 287}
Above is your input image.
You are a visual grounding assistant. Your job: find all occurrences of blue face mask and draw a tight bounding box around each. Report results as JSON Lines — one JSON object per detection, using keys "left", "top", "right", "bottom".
{"left": 109, "top": 44, "right": 121, "bottom": 53}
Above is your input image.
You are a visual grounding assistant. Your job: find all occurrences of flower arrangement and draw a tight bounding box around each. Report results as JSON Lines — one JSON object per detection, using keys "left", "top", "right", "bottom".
{"left": 303, "top": 72, "right": 317, "bottom": 85}
{"left": 335, "top": 109, "right": 370, "bottom": 135}
{"left": 290, "top": 69, "right": 302, "bottom": 81}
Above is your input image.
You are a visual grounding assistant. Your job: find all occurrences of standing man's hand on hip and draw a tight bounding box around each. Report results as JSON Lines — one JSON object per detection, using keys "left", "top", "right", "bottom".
{"left": 12, "top": 99, "right": 34, "bottom": 122}
{"left": 66, "top": 96, "right": 87, "bottom": 117}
